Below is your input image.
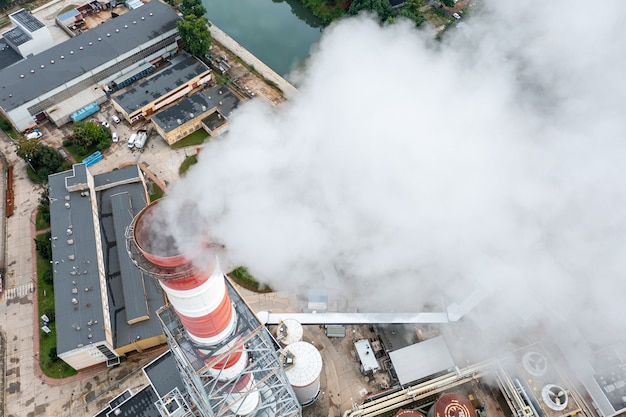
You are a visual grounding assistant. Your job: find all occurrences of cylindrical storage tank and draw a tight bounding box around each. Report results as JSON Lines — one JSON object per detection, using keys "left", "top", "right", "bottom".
{"left": 275, "top": 319, "right": 303, "bottom": 346}
{"left": 283, "top": 341, "right": 323, "bottom": 406}
{"left": 431, "top": 393, "right": 474, "bottom": 417}
{"left": 395, "top": 410, "right": 425, "bottom": 417}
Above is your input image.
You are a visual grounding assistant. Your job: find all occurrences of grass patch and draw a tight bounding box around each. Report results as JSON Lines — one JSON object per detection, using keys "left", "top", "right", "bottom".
{"left": 25, "top": 165, "right": 47, "bottom": 184}
{"left": 229, "top": 267, "right": 273, "bottom": 293}
{"left": 171, "top": 129, "right": 209, "bottom": 149}
{"left": 58, "top": 4, "right": 78, "bottom": 15}
{"left": 36, "top": 237, "right": 77, "bottom": 378}
{"left": 179, "top": 155, "right": 198, "bottom": 177}
{"left": 35, "top": 209, "right": 50, "bottom": 231}
{"left": 149, "top": 180, "right": 164, "bottom": 202}
{"left": 64, "top": 141, "right": 98, "bottom": 162}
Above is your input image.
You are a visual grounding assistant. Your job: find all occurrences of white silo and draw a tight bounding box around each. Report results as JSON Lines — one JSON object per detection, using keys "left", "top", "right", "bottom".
{"left": 275, "top": 319, "right": 304, "bottom": 346}
{"left": 283, "top": 341, "right": 323, "bottom": 406}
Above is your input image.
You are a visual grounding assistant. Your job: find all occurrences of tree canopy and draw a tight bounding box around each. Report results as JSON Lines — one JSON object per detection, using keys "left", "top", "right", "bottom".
{"left": 348, "top": 0, "right": 394, "bottom": 21}
{"left": 72, "top": 120, "right": 112, "bottom": 154}
{"left": 177, "top": 15, "right": 212, "bottom": 57}
{"left": 179, "top": 0, "right": 207, "bottom": 18}
{"left": 440, "top": 0, "right": 455, "bottom": 7}
{"left": 15, "top": 138, "right": 64, "bottom": 182}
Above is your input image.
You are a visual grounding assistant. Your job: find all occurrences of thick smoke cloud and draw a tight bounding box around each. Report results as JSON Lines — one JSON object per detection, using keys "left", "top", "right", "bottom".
{"left": 160, "top": 0, "right": 626, "bottom": 351}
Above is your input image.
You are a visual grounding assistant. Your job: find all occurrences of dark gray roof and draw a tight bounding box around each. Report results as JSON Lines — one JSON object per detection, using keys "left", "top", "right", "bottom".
{"left": 50, "top": 164, "right": 164, "bottom": 355}
{"left": 96, "top": 166, "right": 165, "bottom": 347}
{"left": 49, "top": 164, "right": 106, "bottom": 354}
{"left": 0, "top": 39, "right": 22, "bottom": 70}
{"left": 11, "top": 9, "right": 45, "bottom": 32}
{"left": 203, "top": 85, "right": 240, "bottom": 118}
{"left": 107, "top": 386, "right": 160, "bottom": 417}
{"left": 0, "top": 0, "right": 180, "bottom": 111}
{"left": 143, "top": 350, "right": 185, "bottom": 398}
{"left": 112, "top": 55, "right": 210, "bottom": 114}
{"left": 151, "top": 91, "right": 216, "bottom": 133}
{"left": 201, "top": 86, "right": 240, "bottom": 131}
{"left": 4, "top": 26, "right": 31, "bottom": 47}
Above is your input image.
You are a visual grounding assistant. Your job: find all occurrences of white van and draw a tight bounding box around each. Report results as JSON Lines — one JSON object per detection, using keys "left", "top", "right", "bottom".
{"left": 128, "top": 133, "right": 137, "bottom": 148}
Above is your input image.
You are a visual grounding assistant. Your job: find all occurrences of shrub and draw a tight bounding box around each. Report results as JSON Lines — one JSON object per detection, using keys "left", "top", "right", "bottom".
{"left": 43, "top": 269, "right": 54, "bottom": 285}
{"left": 62, "top": 139, "right": 73, "bottom": 147}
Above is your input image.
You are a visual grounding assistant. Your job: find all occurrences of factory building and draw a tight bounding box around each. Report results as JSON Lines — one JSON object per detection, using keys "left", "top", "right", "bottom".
{"left": 111, "top": 55, "right": 213, "bottom": 124}
{"left": 0, "top": 0, "right": 180, "bottom": 131}
{"left": 151, "top": 86, "right": 240, "bottom": 145}
{"left": 48, "top": 164, "right": 166, "bottom": 370}
{"left": 126, "top": 200, "right": 302, "bottom": 417}
{"left": 1, "top": 9, "right": 55, "bottom": 60}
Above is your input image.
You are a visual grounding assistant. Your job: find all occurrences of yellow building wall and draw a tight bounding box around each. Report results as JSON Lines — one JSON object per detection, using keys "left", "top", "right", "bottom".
{"left": 153, "top": 107, "right": 215, "bottom": 145}
{"left": 115, "top": 334, "right": 166, "bottom": 356}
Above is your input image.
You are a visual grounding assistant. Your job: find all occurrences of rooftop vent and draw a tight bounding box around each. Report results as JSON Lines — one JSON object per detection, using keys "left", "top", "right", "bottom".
{"left": 67, "top": 239, "right": 74, "bottom": 245}
{"left": 70, "top": 50, "right": 74, "bottom": 54}
{"left": 64, "top": 202, "right": 70, "bottom": 208}
{"left": 71, "top": 298, "right": 78, "bottom": 305}
{"left": 79, "top": 46, "right": 83, "bottom": 50}
{"left": 72, "top": 288, "right": 78, "bottom": 294}
{"left": 60, "top": 55, "right": 64, "bottom": 59}
{"left": 201, "top": 105, "right": 206, "bottom": 111}
{"left": 98, "top": 37, "right": 102, "bottom": 41}
{"left": 65, "top": 195, "right": 70, "bottom": 200}
{"left": 189, "top": 113, "right": 194, "bottom": 118}
{"left": 88, "top": 42, "right": 92, "bottom": 45}
{"left": 115, "top": 29, "right": 119, "bottom": 33}
{"left": 107, "top": 33, "right": 110, "bottom": 37}
{"left": 522, "top": 351, "right": 548, "bottom": 377}
{"left": 542, "top": 384, "right": 568, "bottom": 411}
{"left": 20, "top": 74, "right": 24, "bottom": 78}
{"left": 133, "top": 20, "right": 136, "bottom": 24}
{"left": 50, "top": 60, "right": 54, "bottom": 64}
{"left": 67, "top": 228, "right": 73, "bottom": 235}
{"left": 68, "top": 254, "right": 75, "bottom": 260}
{"left": 149, "top": 12, "right": 153, "bottom": 16}
{"left": 124, "top": 24, "right": 128, "bottom": 28}
{"left": 141, "top": 16, "right": 144, "bottom": 20}
{"left": 40, "top": 64, "right": 45, "bottom": 69}
{"left": 30, "top": 69, "right": 35, "bottom": 73}
{"left": 177, "top": 119, "right": 182, "bottom": 125}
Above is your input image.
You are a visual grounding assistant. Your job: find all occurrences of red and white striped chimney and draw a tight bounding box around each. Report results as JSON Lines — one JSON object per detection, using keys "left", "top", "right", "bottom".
{"left": 131, "top": 201, "right": 259, "bottom": 415}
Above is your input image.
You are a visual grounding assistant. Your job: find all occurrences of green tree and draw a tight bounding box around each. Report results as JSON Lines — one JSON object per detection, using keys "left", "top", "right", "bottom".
{"left": 177, "top": 15, "right": 212, "bottom": 57}
{"left": 73, "top": 120, "right": 111, "bottom": 149}
{"left": 348, "top": 0, "right": 394, "bottom": 21}
{"left": 179, "top": 0, "right": 206, "bottom": 17}
{"left": 395, "top": 0, "right": 425, "bottom": 26}
{"left": 15, "top": 137, "right": 43, "bottom": 162}
{"left": 440, "top": 0, "right": 455, "bottom": 6}
{"left": 33, "top": 146, "right": 63, "bottom": 174}
{"left": 35, "top": 232, "right": 52, "bottom": 261}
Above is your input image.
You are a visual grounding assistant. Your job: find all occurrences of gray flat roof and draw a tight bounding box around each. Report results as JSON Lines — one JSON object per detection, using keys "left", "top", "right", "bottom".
{"left": 49, "top": 164, "right": 106, "bottom": 354}
{"left": 203, "top": 85, "right": 240, "bottom": 118}
{"left": 107, "top": 385, "right": 160, "bottom": 417}
{"left": 96, "top": 166, "right": 165, "bottom": 347}
{"left": 3, "top": 26, "right": 30, "bottom": 47}
{"left": 50, "top": 164, "right": 164, "bottom": 355}
{"left": 112, "top": 55, "right": 210, "bottom": 114}
{"left": 11, "top": 9, "right": 45, "bottom": 32}
{"left": 0, "top": 0, "right": 180, "bottom": 111}
{"left": 151, "top": 91, "right": 216, "bottom": 133}
{"left": 0, "top": 39, "right": 22, "bottom": 70}
{"left": 389, "top": 336, "right": 455, "bottom": 385}
{"left": 144, "top": 350, "right": 185, "bottom": 398}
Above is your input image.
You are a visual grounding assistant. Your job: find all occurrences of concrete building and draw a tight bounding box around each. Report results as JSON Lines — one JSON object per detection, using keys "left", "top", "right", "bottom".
{"left": 111, "top": 54, "right": 213, "bottom": 124}
{"left": 1, "top": 9, "right": 55, "bottom": 59}
{"left": 151, "top": 85, "right": 240, "bottom": 145}
{"left": 0, "top": 0, "right": 180, "bottom": 131}
{"left": 48, "top": 164, "right": 166, "bottom": 370}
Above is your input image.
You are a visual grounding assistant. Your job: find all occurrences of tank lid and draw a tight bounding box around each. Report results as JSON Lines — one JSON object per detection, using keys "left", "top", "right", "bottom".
{"left": 283, "top": 341, "right": 323, "bottom": 387}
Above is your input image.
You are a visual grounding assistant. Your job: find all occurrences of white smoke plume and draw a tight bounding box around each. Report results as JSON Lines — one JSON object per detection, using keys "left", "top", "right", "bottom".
{"left": 159, "top": 0, "right": 626, "bottom": 353}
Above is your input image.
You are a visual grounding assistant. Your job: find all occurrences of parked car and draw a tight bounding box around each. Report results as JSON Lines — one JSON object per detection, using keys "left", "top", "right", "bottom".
{"left": 452, "top": 12, "right": 461, "bottom": 19}
{"left": 112, "top": 115, "right": 121, "bottom": 124}
{"left": 101, "top": 121, "right": 110, "bottom": 129}
{"left": 26, "top": 129, "right": 42, "bottom": 139}
{"left": 112, "top": 132, "right": 118, "bottom": 142}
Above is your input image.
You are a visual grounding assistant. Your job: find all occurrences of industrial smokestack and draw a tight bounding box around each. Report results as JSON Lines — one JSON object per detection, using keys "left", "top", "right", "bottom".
{"left": 129, "top": 200, "right": 260, "bottom": 415}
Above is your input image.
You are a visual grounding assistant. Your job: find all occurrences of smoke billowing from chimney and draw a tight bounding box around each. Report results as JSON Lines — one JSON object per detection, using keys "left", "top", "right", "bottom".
{"left": 158, "top": 0, "right": 626, "bottom": 356}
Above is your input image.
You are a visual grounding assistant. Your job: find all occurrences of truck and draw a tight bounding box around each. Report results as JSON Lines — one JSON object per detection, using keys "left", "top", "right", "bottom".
{"left": 134, "top": 129, "right": 148, "bottom": 150}
{"left": 71, "top": 102, "right": 100, "bottom": 122}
